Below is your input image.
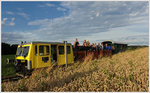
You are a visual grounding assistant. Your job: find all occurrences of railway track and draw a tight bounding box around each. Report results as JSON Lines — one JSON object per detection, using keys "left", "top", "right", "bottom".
{"left": 2, "top": 72, "right": 32, "bottom": 83}
{"left": 2, "top": 75, "right": 23, "bottom": 83}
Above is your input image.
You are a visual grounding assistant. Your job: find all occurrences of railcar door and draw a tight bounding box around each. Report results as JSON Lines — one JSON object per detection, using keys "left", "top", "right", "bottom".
{"left": 36, "top": 44, "right": 51, "bottom": 68}
{"left": 51, "top": 45, "right": 57, "bottom": 64}
{"left": 33, "top": 44, "right": 38, "bottom": 68}
{"left": 67, "top": 45, "right": 73, "bottom": 64}
{"left": 57, "top": 45, "right": 65, "bottom": 65}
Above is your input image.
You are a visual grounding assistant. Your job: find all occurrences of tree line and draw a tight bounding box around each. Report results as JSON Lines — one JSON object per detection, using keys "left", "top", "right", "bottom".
{"left": 2, "top": 42, "right": 18, "bottom": 55}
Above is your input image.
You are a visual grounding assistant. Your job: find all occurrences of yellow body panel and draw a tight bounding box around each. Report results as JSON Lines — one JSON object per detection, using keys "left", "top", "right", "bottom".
{"left": 15, "top": 42, "right": 74, "bottom": 70}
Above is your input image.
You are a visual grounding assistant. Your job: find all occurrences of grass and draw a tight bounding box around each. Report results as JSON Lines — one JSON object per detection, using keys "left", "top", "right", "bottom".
{"left": 2, "top": 47, "right": 149, "bottom": 92}
{"left": 2, "top": 55, "right": 16, "bottom": 77}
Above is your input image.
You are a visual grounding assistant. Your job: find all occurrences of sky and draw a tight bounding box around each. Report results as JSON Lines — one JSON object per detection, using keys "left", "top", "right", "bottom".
{"left": 1, "top": 1, "right": 149, "bottom": 45}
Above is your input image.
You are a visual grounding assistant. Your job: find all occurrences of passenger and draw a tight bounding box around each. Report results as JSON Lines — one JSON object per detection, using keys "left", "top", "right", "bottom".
{"left": 73, "top": 38, "right": 79, "bottom": 49}
{"left": 104, "top": 44, "right": 108, "bottom": 50}
{"left": 92, "top": 43, "right": 95, "bottom": 47}
{"left": 83, "top": 40, "right": 87, "bottom": 46}
{"left": 95, "top": 43, "right": 99, "bottom": 51}
{"left": 111, "top": 45, "right": 115, "bottom": 50}
{"left": 91, "top": 43, "right": 96, "bottom": 51}
{"left": 104, "top": 44, "right": 108, "bottom": 56}
{"left": 101, "top": 43, "right": 104, "bottom": 50}
{"left": 108, "top": 45, "right": 112, "bottom": 50}
{"left": 108, "top": 45, "right": 112, "bottom": 57}
{"left": 97, "top": 43, "right": 101, "bottom": 50}
{"left": 86, "top": 40, "right": 90, "bottom": 47}
{"left": 94, "top": 43, "right": 97, "bottom": 47}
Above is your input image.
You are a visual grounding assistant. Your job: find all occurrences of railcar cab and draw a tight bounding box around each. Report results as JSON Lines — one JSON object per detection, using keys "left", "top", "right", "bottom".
{"left": 15, "top": 41, "right": 74, "bottom": 72}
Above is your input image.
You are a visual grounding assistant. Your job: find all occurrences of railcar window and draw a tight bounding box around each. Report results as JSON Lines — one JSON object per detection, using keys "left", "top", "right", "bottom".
{"left": 16, "top": 47, "right": 22, "bottom": 56}
{"left": 67, "top": 46, "right": 71, "bottom": 54}
{"left": 46, "top": 46, "right": 49, "bottom": 55}
{"left": 59, "top": 46, "right": 64, "bottom": 54}
{"left": 22, "top": 46, "right": 29, "bottom": 57}
{"left": 35, "top": 45, "right": 37, "bottom": 55}
{"left": 39, "top": 46, "right": 44, "bottom": 56}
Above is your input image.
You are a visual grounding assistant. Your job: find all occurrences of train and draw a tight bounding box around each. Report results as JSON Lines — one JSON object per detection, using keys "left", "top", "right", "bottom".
{"left": 7, "top": 40, "right": 127, "bottom": 75}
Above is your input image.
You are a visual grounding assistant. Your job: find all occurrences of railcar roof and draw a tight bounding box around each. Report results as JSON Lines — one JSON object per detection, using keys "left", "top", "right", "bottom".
{"left": 20, "top": 41, "right": 72, "bottom": 45}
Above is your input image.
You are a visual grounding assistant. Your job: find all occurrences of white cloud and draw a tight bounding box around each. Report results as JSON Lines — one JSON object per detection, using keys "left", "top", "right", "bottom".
{"left": 118, "top": 34, "right": 149, "bottom": 45}
{"left": 26, "top": 2, "right": 148, "bottom": 45}
{"left": 2, "top": 31, "right": 37, "bottom": 44}
{"left": 28, "top": 19, "right": 50, "bottom": 25}
{"left": 57, "top": 7, "right": 67, "bottom": 11}
{"left": 96, "top": 12, "right": 99, "bottom": 17}
{"left": 2, "top": 18, "right": 15, "bottom": 26}
{"left": 9, "top": 22, "right": 15, "bottom": 26}
{"left": 46, "top": 3, "right": 55, "bottom": 7}
{"left": 2, "top": 1, "right": 149, "bottom": 45}
{"left": 2, "top": 18, "right": 8, "bottom": 25}
{"left": 38, "top": 3, "right": 55, "bottom": 7}
{"left": 6, "top": 11, "right": 14, "bottom": 15}
{"left": 18, "top": 12, "right": 29, "bottom": 19}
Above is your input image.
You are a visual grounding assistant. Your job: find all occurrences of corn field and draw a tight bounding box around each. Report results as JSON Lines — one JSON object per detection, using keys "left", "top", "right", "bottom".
{"left": 2, "top": 47, "right": 149, "bottom": 92}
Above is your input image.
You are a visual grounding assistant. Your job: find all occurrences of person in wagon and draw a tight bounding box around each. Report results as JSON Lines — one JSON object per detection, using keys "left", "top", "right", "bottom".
{"left": 73, "top": 38, "right": 79, "bottom": 50}
{"left": 101, "top": 42, "right": 104, "bottom": 50}
{"left": 98, "top": 43, "right": 101, "bottom": 49}
{"left": 108, "top": 45, "right": 112, "bottom": 56}
{"left": 108, "top": 45, "right": 112, "bottom": 50}
{"left": 83, "top": 40, "right": 87, "bottom": 46}
{"left": 104, "top": 44, "right": 108, "bottom": 50}
{"left": 104, "top": 44, "right": 109, "bottom": 56}
{"left": 86, "top": 40, "right": 90, "bottom": 46}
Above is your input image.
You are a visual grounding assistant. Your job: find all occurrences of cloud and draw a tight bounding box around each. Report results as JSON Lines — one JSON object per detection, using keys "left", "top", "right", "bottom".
{"left": 96, "top": 12, "right": 100, "bottom": 17}
{"left": 17, "top": 12, "right": 29, "bottom": 19}
{"left": 28, "top": 19, "right": 50, "bottom": 25}
{"left": 2, "top": 31, "right": 37, "bottom": 44}
{"left": 2, "top": 17, "right": 15, "bottom": 26}
{"left": 117, "top": 34, "right": 149, "bottom": 45}
{"left": 1, "top": 18, "right": 8, "bottom": 25}
{"left": 38, "top": 3, "right": 55, "bottom": 7}
{"left": 46, "top": 3, "right": 55, "bottom": 7}
{"left": 6, "top": 11, "right": 14, "bottom": 15}
{"left": 2, "top": 1, "right": 149, "bottom": 45}
{"left": 57, "top": 7, "right": 67, "bottom": 11}
{"left": 28, "top": 2, "right": 148, "bottom": 38}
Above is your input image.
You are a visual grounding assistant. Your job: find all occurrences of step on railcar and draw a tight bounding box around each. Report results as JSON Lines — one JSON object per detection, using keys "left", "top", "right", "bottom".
{"left": 12, "top": 41, "right": 74, "bottom": 74}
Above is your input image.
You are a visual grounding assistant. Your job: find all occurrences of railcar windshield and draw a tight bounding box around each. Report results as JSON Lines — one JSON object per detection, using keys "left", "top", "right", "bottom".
{"left": 16, "top": 47, "right": 22, "bottom": 56}
{"left": 16, "top": 46, "right": 30, "bottom": 57}
{"left": 22, "top": 46, "right": 29, "bottom": 57}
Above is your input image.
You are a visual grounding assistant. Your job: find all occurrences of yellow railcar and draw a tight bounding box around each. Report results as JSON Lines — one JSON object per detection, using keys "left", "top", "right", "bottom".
{"left": 15, "top": 41, "right": 74, "bottom": 72}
